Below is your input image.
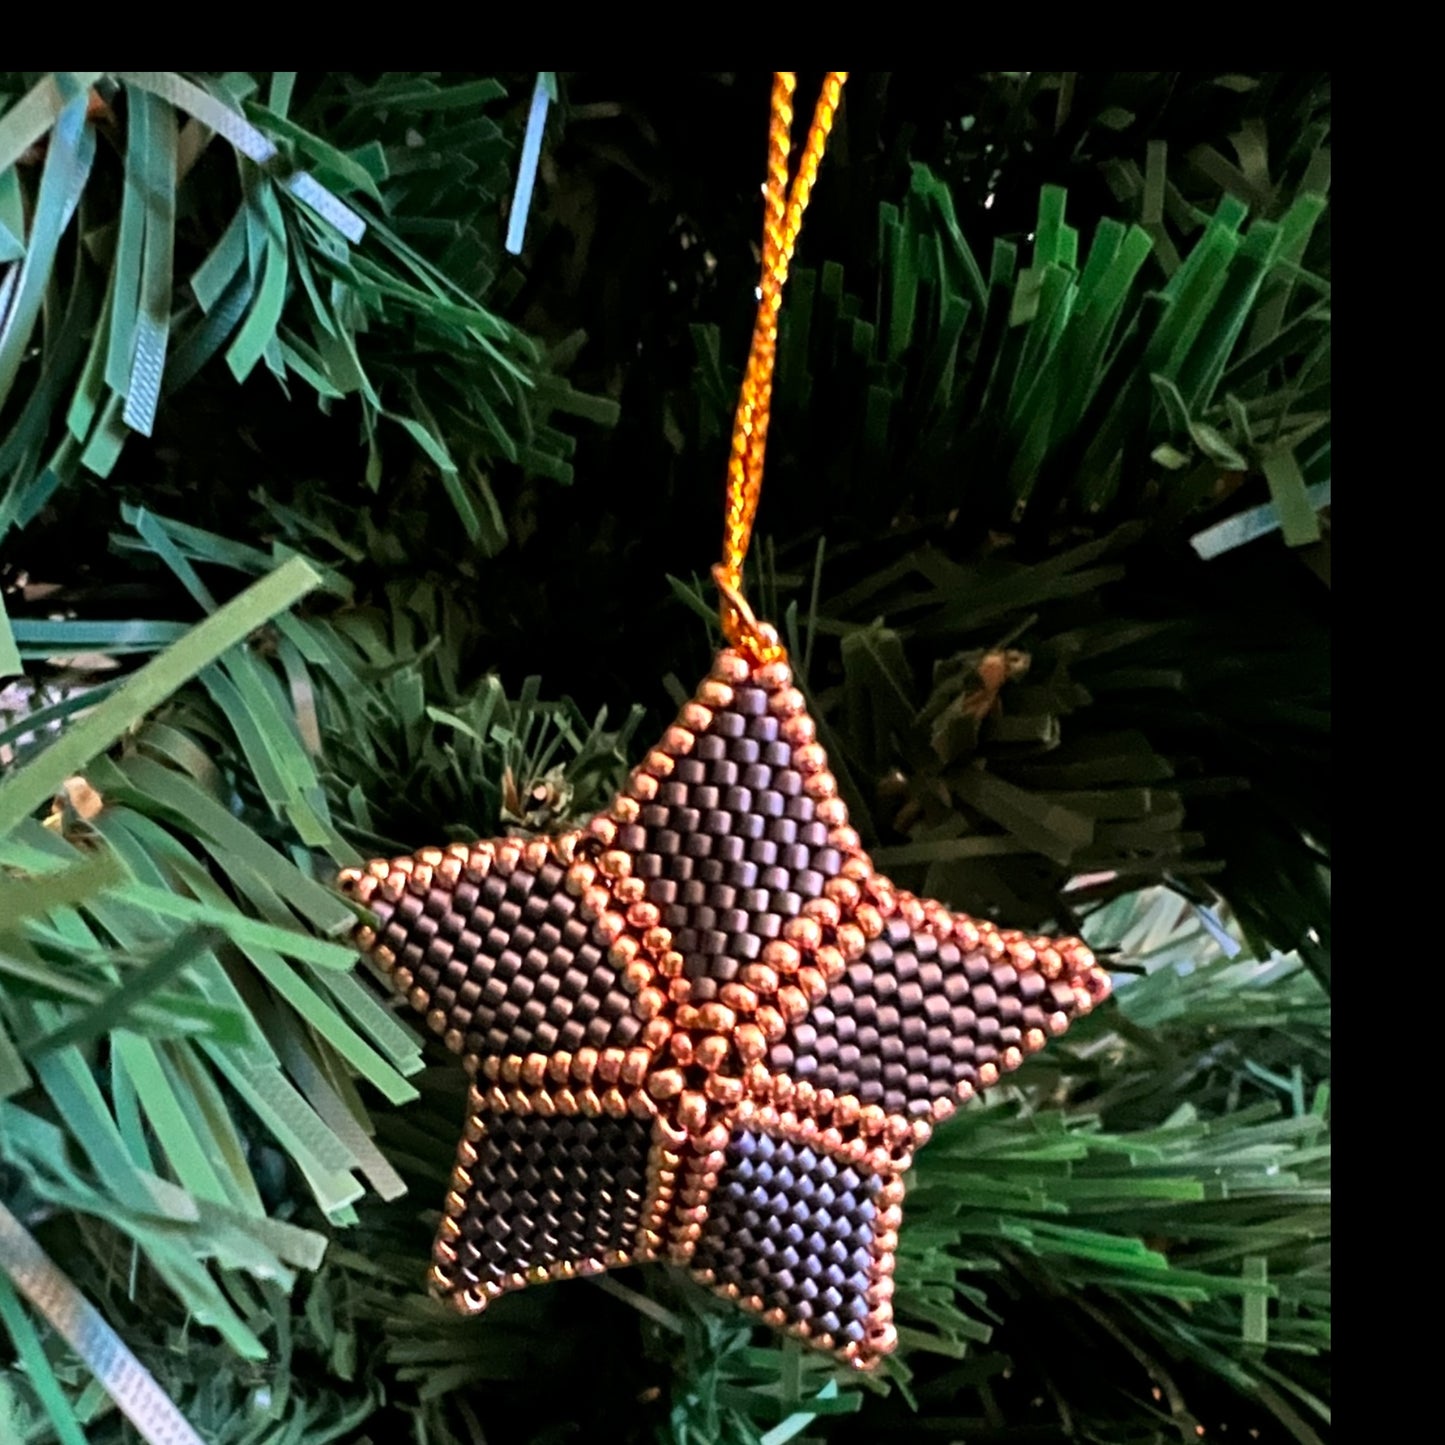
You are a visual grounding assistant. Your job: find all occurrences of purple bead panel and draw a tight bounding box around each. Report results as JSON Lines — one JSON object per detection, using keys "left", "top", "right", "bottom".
{"left": 372, "top": 858, "right": 643, "bottom": 1058}
{"left": 452, "top": 1112, "right": 651, "bottom": 1290}
{"left": 613, "top": 684, "right": 841, "bottom": 1001}
{"left": 768, "top": 916, "right": 1072, "bottom": 1116}
{"left": 693, "top": 1132, "right": 880, "bottom": 1343}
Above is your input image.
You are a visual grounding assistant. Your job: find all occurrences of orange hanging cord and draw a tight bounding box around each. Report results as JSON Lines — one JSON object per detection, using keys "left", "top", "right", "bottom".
{"left": 715, "top": 72, "right": 847, "bottom": 661}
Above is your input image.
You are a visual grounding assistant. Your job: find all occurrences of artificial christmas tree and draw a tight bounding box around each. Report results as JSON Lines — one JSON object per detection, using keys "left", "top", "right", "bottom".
{"left": 1, "top": 72, "right": 1329, "bottom": 1443}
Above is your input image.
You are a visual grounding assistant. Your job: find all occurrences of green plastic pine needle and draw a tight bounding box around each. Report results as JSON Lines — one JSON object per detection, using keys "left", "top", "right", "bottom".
{"left": 0, "top": 556, "right": 322, "bottom": 834}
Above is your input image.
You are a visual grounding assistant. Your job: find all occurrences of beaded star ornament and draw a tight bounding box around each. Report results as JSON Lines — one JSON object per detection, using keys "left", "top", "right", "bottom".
{"left": 340, "top": 72, "right": 1110, "bottom": 1371}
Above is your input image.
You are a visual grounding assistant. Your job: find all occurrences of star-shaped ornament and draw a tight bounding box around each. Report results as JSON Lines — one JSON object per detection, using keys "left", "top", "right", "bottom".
{"left": 340, "top": 640, "right": 1109, "bottom": 1370}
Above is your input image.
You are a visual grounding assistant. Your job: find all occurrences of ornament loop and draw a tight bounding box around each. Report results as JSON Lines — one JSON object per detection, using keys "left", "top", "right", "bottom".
{"left": 713, "top": 564, "right": 783, "bottom": 663}
{"left": 716, "top": 73, "right": 846, "bottom": 649}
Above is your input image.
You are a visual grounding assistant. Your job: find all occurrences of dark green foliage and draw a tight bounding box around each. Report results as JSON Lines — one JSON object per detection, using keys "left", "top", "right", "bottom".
{"left": 1, "top": 72, "right": 1328, "bottom": 1443}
